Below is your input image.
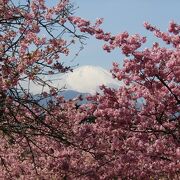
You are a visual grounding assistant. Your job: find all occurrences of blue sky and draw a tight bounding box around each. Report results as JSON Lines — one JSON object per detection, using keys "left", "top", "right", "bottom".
{"left": 68, "top": 0, "right": 180, "bottom": 70}
{"left": 49, "top": 0, "right": 180, "bottom": 70}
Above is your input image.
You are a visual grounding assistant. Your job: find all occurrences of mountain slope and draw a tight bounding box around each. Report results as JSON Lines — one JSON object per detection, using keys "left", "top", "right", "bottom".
{"left": 62, "top": 65, "right": 121, "bottom": 94}
{"left": 24, "top": 65, "right": 121, "bottom": 95}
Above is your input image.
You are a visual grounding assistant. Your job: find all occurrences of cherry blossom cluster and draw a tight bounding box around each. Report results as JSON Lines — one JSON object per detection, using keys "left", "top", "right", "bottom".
{"left": 0, "top": 0, "right": 82, "bottom": 92}
{"left": 68, "top": 16, "right": 146, "bottom": 55}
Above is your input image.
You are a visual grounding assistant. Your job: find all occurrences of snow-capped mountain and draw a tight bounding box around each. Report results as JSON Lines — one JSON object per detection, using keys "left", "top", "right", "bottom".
{"left": 24, "top": 65, "right": 121, "bottom": 95}
{"left": 62, "top": 65, "right": 121, "bottom": 94}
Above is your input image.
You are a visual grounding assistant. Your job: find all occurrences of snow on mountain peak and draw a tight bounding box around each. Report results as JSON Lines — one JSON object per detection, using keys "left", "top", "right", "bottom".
{"left": 63, "top": 65, "right": 121, "bottom": 94}
{"left": 22, "top": 65, "right": 121, "bottom": 95}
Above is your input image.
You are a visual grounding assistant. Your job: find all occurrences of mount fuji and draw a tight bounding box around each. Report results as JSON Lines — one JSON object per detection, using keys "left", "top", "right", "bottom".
{"left": 61, "top": 65, "right": 121, "bottom": 95}
{"left": 27, "top": 65, "right": 121, "bottom": 101}
{"left": 29, "top": 65, "right": 122, "bottom": 105}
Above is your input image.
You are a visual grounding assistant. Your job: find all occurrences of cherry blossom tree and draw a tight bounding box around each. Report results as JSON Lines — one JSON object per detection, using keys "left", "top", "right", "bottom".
{"left": 0, "top": 0, "right": 180, "bottom": 179}
{"left": 0, "top": 0, "right": 90, "bottom": 178}
{"left": 75, "top": 19, "right": 180, "bottom": 179}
